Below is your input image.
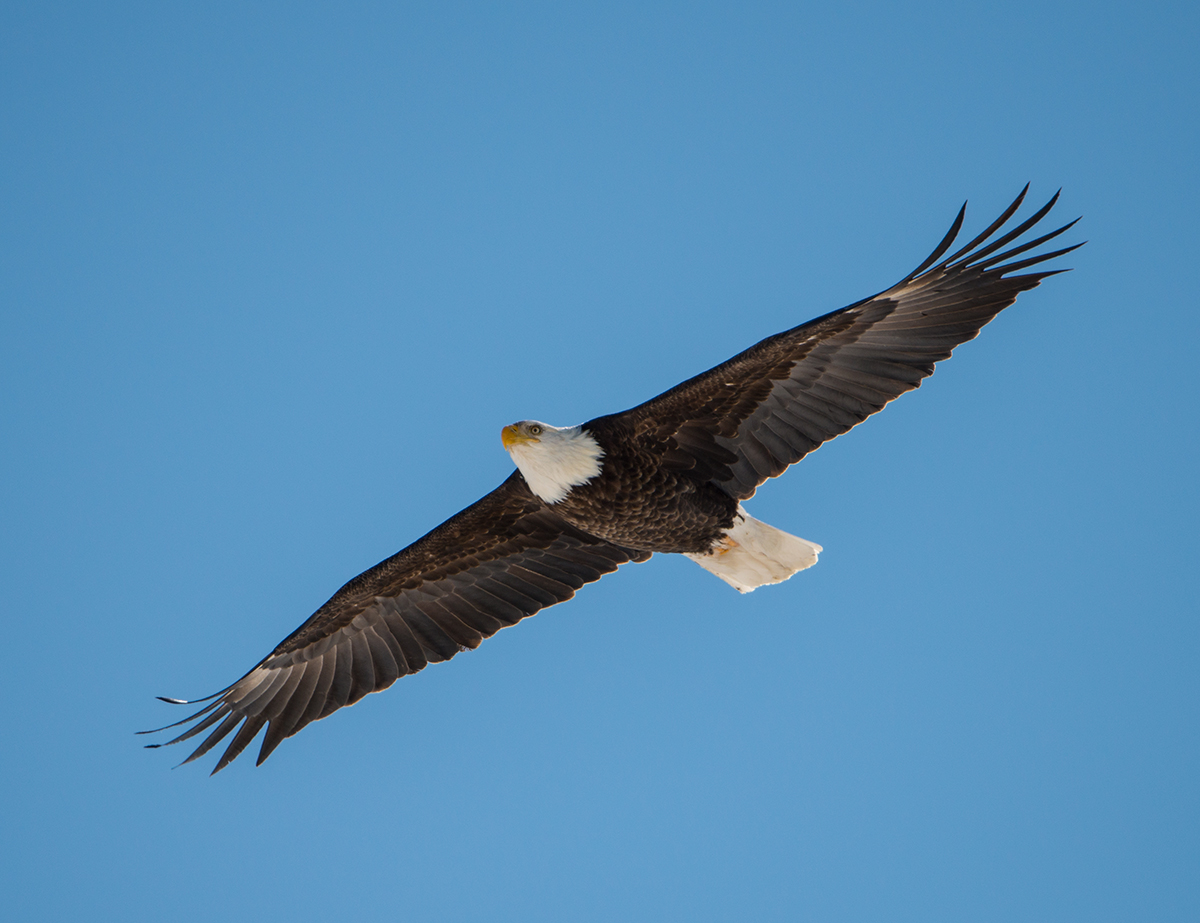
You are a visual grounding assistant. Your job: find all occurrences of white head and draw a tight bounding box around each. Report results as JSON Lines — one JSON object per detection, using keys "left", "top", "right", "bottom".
{"left": 501, "top": 420, "right": 604, "bottom": 504}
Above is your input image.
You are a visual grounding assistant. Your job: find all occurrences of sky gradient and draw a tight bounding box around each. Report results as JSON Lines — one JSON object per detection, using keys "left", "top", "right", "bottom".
{"left": 2, "top": 2, "right": 1197, "bottom": 921}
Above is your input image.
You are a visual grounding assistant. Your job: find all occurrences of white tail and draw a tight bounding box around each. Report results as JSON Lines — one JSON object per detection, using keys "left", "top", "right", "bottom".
{"left": 685, "top": 506, "right": 822, "bottom": 593}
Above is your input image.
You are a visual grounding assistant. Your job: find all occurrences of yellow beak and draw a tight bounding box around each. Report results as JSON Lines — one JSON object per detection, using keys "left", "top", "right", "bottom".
{"left": 501, "top": 424, "right": 536, "bottom": 449}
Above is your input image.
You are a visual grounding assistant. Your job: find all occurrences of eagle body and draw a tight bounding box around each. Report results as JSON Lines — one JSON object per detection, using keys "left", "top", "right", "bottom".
{"left": 145, "top": 187, "right": 1082, "bottom": 773}
{"left": 502, "top": 417, "right": 819, "bottom": 591}
{"left": 534, "top": 418, "right": 740, "bottom": 554}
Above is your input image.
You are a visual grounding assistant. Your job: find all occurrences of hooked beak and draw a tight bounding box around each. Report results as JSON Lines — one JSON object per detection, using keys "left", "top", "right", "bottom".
{"left": 501, "top": 424, "right": 537, "bottom": 449}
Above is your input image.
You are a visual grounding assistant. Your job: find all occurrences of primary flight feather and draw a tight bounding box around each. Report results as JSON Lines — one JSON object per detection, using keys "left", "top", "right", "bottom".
{"left": 144, "top": 186, "right": 1081, "bottom": 773}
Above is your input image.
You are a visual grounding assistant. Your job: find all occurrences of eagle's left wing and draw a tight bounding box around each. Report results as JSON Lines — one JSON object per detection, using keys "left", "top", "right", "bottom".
{"left": 600, "top": 187, "right": 1081, "bottom": 500}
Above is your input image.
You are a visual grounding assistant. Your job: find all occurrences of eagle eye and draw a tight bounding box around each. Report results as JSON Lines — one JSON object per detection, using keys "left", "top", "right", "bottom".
{"left": 528, "top": 424, "right": 543, "bottom": 436}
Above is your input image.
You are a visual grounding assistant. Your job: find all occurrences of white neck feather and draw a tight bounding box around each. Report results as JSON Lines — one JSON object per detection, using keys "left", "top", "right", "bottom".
{"left": 506, "top": 424, "right": 604, "bottom": 504}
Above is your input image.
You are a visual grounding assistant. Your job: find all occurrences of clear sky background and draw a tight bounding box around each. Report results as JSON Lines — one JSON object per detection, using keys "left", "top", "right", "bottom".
{"left": 2, "top": 2, "right": 1197, "bottom": 921}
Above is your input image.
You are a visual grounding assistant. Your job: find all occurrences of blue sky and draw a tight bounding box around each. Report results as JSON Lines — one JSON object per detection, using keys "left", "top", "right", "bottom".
{"left": 2, "top": 2, "right": 1197, "bottom": 920}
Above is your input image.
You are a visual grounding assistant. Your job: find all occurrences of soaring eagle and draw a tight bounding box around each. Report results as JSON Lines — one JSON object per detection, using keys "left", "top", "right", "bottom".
{"left": 144, "top": 187, "right": 1080, "bottom": 773}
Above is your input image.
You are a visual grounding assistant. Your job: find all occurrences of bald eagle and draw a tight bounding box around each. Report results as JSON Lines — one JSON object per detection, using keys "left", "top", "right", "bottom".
{"left": 144, "top": 187, "right": 1081, "bottom": 773}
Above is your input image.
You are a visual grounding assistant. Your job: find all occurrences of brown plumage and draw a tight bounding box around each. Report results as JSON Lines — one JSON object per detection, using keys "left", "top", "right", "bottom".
{"left": 143, "top": 186, "right": 1080, "bottom": 772}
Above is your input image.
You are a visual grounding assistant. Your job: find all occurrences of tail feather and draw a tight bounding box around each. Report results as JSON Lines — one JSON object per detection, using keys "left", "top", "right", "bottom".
{"left": 685, "top": 507, "right": 821, "bottom": 593}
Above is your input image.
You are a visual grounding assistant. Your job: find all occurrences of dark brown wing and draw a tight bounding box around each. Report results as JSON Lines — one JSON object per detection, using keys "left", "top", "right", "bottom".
{"left": 593, "top": 186, "right": 1082, "bottom": 500}
{"left": 143, "top": 472, "right": 650, "bottom": 773}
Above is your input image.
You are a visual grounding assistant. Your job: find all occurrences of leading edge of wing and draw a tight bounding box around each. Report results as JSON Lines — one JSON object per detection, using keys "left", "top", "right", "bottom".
{"left": 618, "top": 186, "right": 1082, "bottom": 427}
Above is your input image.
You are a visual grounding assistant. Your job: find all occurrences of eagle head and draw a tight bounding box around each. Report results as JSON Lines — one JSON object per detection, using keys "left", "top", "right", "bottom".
{"left": 501, "top": 420, "right": 604, "bottom": 504}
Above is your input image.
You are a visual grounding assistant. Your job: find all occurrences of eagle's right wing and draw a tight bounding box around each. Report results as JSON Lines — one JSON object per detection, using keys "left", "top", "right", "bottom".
{"left": 142, "top": 472, "right": 649, "bottom": 773}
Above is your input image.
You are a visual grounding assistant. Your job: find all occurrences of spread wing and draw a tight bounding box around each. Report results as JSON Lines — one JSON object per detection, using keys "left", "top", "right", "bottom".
{"left": 143, "top": 472, "right": 650, "bottom": 773}
{"left": 600, "top": 186, "right": 1082, "bottom": 499}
